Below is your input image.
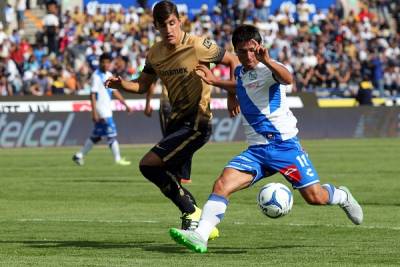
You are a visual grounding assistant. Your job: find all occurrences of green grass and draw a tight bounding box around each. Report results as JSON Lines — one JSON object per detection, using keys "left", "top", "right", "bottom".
{"left": 0, "top": 139, "right": 399, "bottom": 266}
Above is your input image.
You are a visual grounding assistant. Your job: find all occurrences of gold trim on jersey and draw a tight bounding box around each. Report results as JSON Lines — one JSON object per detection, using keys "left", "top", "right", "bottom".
{"left": 163, "top": 131, "right": 202, "bottom": 162}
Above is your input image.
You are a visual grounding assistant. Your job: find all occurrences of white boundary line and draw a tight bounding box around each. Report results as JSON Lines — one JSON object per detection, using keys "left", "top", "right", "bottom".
{"left": 1, "top": 218, "right": 399, "bottom": 231}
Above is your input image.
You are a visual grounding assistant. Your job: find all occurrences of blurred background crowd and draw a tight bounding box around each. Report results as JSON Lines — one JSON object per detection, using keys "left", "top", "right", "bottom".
{"left": 0, "top": 0, "right": 399, "bottom": 102}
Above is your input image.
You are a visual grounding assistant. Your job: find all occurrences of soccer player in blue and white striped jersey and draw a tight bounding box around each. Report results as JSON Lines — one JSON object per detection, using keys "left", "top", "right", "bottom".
{"left": 169, "top": 25, "right": 363, "bottom": 253}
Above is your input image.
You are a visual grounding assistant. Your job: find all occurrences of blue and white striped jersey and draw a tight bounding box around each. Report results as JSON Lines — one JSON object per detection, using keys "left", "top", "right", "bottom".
{"left": 235, "top": 62, "right": 298, "bottom": 146}
{"left": 91, "top": 69, "right": 114, "bottom": 119}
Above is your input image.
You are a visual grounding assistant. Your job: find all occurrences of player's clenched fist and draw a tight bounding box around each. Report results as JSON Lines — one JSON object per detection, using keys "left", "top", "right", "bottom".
{"left": 105, "top": 76, "right": 123, "bottom": 90}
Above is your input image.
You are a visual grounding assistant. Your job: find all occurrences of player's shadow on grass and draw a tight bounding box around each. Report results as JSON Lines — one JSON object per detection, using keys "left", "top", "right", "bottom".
{"left": 65, "top": 179, "right": 139, "bottom": 184}
{"left": 0, "top": 240, "right": 154, "bottom": 249}
{"left": 143, "top": 244, "right": 316, "bottom": 254}
{"left": 142, "top": 244, "right": 247, "bottom": 254}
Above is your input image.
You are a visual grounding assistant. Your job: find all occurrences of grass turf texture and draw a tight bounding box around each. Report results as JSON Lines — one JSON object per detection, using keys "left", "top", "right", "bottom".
{"left": 0, "top": 139, "right": 399, "bottom": 266}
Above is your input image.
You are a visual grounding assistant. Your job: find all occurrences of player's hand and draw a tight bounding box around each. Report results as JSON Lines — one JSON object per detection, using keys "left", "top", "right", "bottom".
{"left": 195, "top": 64, "right": 216, "bottom": 85}
{"left": 250, "top": 39, "right": 271, "bottom": 65}
{"left": 126, "top": 105, "right": 133, "bottom": 113}
{"left": 92, "top": 113, "right": 99, "bottom": 123}
{"left": 105, "top": 76, "right": 123, "bottom": 90}
{"left": 144, "top": 105, "right": 153, "bottom": 117}
{"left": 227, "top": 93, "right": 240, "bottom": 118}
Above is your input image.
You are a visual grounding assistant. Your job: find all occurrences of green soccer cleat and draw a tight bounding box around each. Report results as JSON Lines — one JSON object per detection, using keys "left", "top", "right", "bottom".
{"left": 339, "top": 186, "right": 363, "bottom": 225}
{"left": 181, "top": 206, "right": 219, "bottom": 240}
{"left": 169, "top": 228, "right": 208, "bottom": 253}
{"left": 115, "top": 158, "right": 131, "bottom": 166}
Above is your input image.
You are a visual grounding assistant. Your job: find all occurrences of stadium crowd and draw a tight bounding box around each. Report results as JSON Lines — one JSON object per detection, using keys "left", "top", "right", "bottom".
{"left": 0, "top": 0, "right": 399, "bottom": 100}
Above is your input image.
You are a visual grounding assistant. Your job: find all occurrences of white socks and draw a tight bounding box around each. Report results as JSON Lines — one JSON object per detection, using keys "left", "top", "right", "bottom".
{"left": 109, "top": 139, "right": 121, "bottom": 162}
{"left": 195, "top": 194, "right": 228, "bottom": 241}
{"left": 77, "top": 138, "right": 94, "bottom": 157}
{"left": 322, "top": 184, "right": 348, "bottom": 205}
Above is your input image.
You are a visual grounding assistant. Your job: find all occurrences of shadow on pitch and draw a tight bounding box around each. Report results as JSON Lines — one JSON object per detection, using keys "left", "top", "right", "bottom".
{"left": 0, "top": 240, "right": 154, "bottom": 249}
{"left": 143, "top": 244, "right": 316, "bottom": 254}
{"left": 64, "top": 179, "right": 139, "bottom": 184}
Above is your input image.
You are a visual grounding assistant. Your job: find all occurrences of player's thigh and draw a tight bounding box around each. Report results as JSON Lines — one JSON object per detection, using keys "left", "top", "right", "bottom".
{"left": 269, "top": 139, "right": 320, "bottom": 189}
{"left": 225, "top": 146, "right": 274, "bottom": 186}
{"left": 140, "top": 151, "right": 164, "bottom": 167}
{"left": 172, "top": 156, "right": 192, "bottom": 180}
{"left": 151, "top": 125, "right": 211, "bottom": 169}
{"left": 213, "top": 167, "right": 254, "bottom": 197}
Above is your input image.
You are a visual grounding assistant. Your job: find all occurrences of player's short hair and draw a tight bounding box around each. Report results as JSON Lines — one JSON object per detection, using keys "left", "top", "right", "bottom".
{"left": 99, "top": 53, "right": 112, "bottom": 62}
{"left": 232, "top": 25, "right": 262, "bottom": 49}
{"left": 153, "top": 0, "right": 179, "bottom": 26}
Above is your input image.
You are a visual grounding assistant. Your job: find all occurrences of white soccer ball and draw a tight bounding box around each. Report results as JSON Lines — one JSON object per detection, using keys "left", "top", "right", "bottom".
{"left": 257, "top": 183, "right": 293, "bottom": 218}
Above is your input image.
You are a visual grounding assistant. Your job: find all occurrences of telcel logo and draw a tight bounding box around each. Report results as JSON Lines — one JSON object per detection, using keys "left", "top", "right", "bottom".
{"left": 0, "top": 114, "right": 74, "bottom": 147}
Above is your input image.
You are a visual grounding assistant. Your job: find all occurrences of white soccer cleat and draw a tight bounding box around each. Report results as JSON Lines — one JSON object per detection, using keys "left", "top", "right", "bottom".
{"left": 339, "top": 186, "right": 363, "bottom": 225}
{"left": 72, "top": 154, "right": 84, "bottom": 166}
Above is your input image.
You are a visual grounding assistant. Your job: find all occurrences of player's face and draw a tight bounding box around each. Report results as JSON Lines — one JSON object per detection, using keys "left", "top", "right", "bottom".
{"left": 235, "top": 41, "right": 259, "bottom": 70}
{"left": 100, "top": 59, "right": 111, "bottom": 72}
{"left": 156, "top": 14, "right": 182, "bottom": 46}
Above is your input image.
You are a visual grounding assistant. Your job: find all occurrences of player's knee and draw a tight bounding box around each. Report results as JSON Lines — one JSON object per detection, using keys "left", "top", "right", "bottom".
{"left": 107, "top": 137, "right": 116, "bottom": 146}
{"left": 212, "top": 176, "right": 230, "bottom": 197}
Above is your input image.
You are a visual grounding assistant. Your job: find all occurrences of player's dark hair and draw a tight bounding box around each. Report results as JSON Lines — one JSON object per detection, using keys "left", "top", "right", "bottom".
{"left": 153, "top": 1, "right": 179, "bottom": 26}
{"left": 232, "top": 25, "right": 262, "bottom": 49}
{"left": 99, "top": 53, "right": 112, "bottom": 62}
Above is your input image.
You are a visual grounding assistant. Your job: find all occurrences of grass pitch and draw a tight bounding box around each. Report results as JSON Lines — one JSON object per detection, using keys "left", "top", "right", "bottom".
{"left": 0, "top": 139, "right": 399, "bottom": 266}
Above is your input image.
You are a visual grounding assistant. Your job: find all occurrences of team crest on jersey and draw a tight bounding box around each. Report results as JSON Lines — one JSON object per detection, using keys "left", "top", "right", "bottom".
{"left": 202, "top": 38, "right": 212, "bottom": 49}
{"left": 249, "top": 70, "right": 257, "bottom": 80}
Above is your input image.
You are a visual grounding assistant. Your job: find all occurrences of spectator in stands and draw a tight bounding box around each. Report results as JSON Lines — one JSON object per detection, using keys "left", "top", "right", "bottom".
{"left": 4, "top": 55, "right": 23, "bottom": 95}
{"left": 4, "top": 2, "right": 14, "bottom": 34}
{"left": 113, "top": 55, "right": 130, "bottom": 80}
{"left": 42, "top": 1, "right": 59, "bottom": 55}
{"left": 0, "top": 0, "right": 398, "bottom": 100}
{"left": 371, "top": 51, "right": 385, "bottom": 97}
{"left": 16, "top": 0, "right": 26, "bottom": 30}
{"left": 384, "top": 62, "right": 400, "bottom": 103}
{"left": 29, "top": 69, "right": 50, "bottom": 96}
{"left": 50, "top": 67, "right": 64, "bottom": 95}
{"left": 356, "top": 75, "right": 374, "bottom": 106}
{"left": 334, "top": 60, "right": 352, "bottom": 96}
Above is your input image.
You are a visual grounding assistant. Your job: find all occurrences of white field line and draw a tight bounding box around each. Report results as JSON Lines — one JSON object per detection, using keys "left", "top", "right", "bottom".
{"left": 1, "top": 218, "right": 400, "bottom": 231}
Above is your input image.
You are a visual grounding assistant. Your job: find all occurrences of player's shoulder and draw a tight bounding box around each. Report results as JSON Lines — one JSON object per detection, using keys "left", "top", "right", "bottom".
{"left": 147, "top": 40, "right": 164, "bottom": 60}
{"left": 191, "top": 34, "right": 215, "bottom": 50}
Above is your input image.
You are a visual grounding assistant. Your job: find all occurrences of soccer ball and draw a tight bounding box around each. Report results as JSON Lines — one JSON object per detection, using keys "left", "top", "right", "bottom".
{"left": 257, "top": 183, "right": 293, "bottom": 218}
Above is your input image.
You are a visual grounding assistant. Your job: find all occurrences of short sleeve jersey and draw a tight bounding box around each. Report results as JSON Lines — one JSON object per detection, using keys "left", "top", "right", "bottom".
{"left": 235, "top": 62, "right": 298, "bottom": 145}
{"left": 91, "top": 69, "right": 114, "bottom": 118}
{"left": 143, "top": 32, "right": 225, "bottom": 129}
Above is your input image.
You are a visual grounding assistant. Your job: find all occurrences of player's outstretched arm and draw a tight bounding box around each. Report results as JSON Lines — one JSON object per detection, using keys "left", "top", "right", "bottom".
{"left": 195, "top": 65, "right": 236, "bottom": 94}
{"left": 105, "top": 73, "right": 157, "bottom": 94}
{"left": 251, "top": 39, "right": 293, "bottom": 85}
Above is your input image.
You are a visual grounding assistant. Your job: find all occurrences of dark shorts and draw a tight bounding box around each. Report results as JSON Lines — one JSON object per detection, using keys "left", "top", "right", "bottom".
{"left": 151, "top": 120, "right": 211, "bottom": 180}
